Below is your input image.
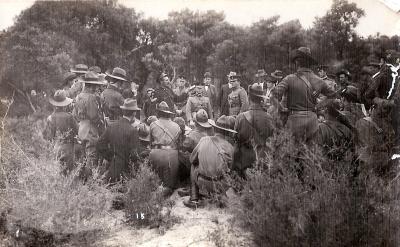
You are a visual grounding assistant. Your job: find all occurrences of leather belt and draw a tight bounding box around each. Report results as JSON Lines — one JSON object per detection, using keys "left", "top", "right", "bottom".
{"left": 198, "top": 173, "right": 224, "bottom": 182}
{"left": 152, "top": 144, "right": 175, "bottom": 150}
{"left": 289, "top": 110, "right": 315, "bottom": 114}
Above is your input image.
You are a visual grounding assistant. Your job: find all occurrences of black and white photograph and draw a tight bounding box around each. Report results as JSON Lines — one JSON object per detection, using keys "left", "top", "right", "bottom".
{"left": 0, "top": 0, "right": 399, "bottom": 246}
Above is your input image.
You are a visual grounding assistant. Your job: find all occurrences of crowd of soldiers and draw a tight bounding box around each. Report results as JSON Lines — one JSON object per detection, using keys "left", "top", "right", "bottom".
{"left": 42, "top": 46, "right": 400, "bottom": 209}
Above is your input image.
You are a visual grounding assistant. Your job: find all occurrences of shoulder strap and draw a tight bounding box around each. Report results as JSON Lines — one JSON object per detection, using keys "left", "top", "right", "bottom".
{"left": 153, "top": 121, "right": 179, "bottom": 145}
{"left": 296, "top": 72, "right": 318, "bottom": 103}
{"left": 243, "top": 111, "right": 253, "bottom": 124}
{"left": 296, "top": 73, "right": 314, "bottom": 91}
{"left": 363, "top": 117, "right": 383, "bottom": 134}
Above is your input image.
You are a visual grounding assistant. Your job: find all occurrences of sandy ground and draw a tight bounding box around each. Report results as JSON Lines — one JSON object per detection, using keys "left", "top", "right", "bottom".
{"left": 98, "top": 191, "right": 253, "bottom": 247}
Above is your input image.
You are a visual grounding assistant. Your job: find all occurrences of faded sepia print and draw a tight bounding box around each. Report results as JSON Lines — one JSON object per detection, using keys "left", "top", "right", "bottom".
{"left": 0, "top": 0, "right": 399, "bottom": 246}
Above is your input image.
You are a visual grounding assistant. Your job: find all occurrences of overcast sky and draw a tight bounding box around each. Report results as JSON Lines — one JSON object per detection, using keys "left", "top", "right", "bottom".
{"left": 0, "top": 0, "right": 399, "bottom": 37}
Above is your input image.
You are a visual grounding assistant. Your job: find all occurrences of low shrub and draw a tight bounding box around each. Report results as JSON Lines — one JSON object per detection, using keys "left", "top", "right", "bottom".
{"left": 229, "top": 129, "right": 400, "bottom": 247}
{"left": 123, "top": 160, "right": 180, "bottom": 230}
{"left": 0, "top": 117, "right": 117, "bottom": 246}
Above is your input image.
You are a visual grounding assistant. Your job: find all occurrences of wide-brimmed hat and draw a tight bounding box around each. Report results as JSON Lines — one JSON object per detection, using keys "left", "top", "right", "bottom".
{"left": 138, "top": 124, "right": 150, "bottom": 142}
{"left": 204, "top": 72, "right": 212, "bottom": 78}
{"left": 336, "top": 69, "right": 352, "bottom": 80}
{"left": 270, "top": 70, "right": 283, "bottom": 79}
{"left": 70, "top": 64, "right": 88, "bottom": 74}
{"left": 194, "top": 109, "right": 212, "bottom": 128}
{"left": 120, "top": 98, "right": 141, "bottom": 111}
{"left": 157, "top": 101, "right": 174, "bottom": 115}
{"left": 248, "top": 83, "right": 267, "bottom": 99}
{"left": 105, "top": 67, "right": 127, "bottom": 81}
{"left": 255, "top": 69, "right": 267, "bottom": 78}
{"left": 291, "top": 47, "right": 317, "bottom": 65}
{"left": 80, "top": 71, "right": 106, "bottom": 85}
{"left": 62, "top": 72, "right": 77, "bottom": 85}
{"left": 49, "top": 90, "right": 73, "bottom": 107}
{"left": 209, "top": 115, "right": 237, "bottom": 134}
{"left": 89, "top": 66, "right": 101, "bottom": 74}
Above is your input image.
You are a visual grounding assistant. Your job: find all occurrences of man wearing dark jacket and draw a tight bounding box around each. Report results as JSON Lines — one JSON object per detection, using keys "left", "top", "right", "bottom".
{"left": 219, "top": 72, "right": 236, "bottom": 116}
{"left": 97, "top": 98, "right": 139, "bottom": 183}
{"left": 233, "top": 83, "right": 274, "bottom": 176}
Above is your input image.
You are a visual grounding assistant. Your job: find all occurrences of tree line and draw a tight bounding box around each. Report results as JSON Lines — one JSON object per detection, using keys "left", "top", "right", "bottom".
{"left": 0, "top": 0, "right": 398, "bottom": 114}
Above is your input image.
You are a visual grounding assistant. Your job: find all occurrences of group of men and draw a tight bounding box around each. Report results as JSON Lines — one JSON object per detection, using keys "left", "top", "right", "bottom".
{"left": 43, "top": 45, "right": 400, "bottom": 209}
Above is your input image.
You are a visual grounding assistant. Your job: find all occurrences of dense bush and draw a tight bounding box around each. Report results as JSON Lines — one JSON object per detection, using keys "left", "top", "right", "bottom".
{"left": 229, "top": 130, "right": 400, "bottom": 247}
{"left": 123, "top": 160, "right": 179, "bottom": 231}
{"left": 0, "top": 117, "right": 117, "bottom": 245}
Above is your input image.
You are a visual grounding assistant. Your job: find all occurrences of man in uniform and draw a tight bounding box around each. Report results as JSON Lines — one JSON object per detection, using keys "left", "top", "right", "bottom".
{"left": 97, "top": 98, "right": 139, "bottom": 183}
{"left": 227, "top": 73, "right": 249, "bottom": 116}
{"left": 233, "top": 83, "right": 274, "bottom": 177}
{"left": 186, "top": 83, "right": 213, "bottom": 128}
{"left": 102, "top": 67, "right": 127, "bottom": 123}
{"left": 271, "top": 47, "right": 336, "bottom": 143}
{"left": 179, "top": 109, "right": 214, "bottom": 179}
{"left": 73, "top": 71, "right": 106, "bottom": 170}
{"left": 43, "top": 90, "right": 78, "bottom": 175}
{"left": 66, "top": 64, "right": 88, "bottom": 99}
{"left": 183, "top": 115, "right": 236, "bottom": 209}
{"left": 149, "top": 101, "right": 182, "bottom": 197}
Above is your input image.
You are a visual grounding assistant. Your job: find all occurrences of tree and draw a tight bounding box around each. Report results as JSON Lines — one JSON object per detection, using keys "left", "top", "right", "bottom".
{"left": 313, "top": 0, "right": 365, "bottom": 60}
{"left": 0, "top": 0, "right": 144, "bottom": 114}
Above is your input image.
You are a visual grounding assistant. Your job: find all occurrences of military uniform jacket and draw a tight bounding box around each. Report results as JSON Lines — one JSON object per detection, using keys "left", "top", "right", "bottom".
{"left": 43, "top": 111, "right": 78, "bottom": 144}
{"left": 228, "top": 86, "right": 249, "bottom": 116}
{"left": 97, "top": 117, "right": 139, "bottom": 182}
{"left": 150, "top": 118, "right": 181, "bottom": 149}
{"left": 73, "top": 91, "right": 102, "bottom": 142}
{"left": 233, "top": 105, "right": 274, "bottom": 170}
{"left": 182, "top": 128, "right": 211, "bottom": 153}
{"left": 101, "top": 85, "right": 124, "bottom": 120}
{"left": 186, "top": 96, "right": 213, "bottom": 121}
{"left": 190, "top": 134, "right": 234, "bottom": 178}
{"left": 273, "top": 68, "right": 336, "bottom": 112}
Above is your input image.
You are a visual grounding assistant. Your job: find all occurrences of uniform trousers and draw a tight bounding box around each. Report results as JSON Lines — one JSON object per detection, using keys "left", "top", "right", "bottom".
{"left": 149, "top": 149, "right": 180, "bottom": 189}
{"left": 286, "top": 111, "right": 318, "bottom": 142}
